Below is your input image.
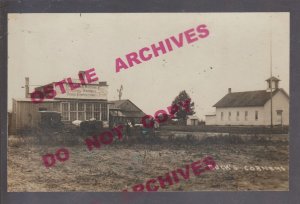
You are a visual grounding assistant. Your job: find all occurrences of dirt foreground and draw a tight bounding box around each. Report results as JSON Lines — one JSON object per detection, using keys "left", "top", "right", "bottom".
{"left": 8, "top": 135, "right": 288, "bottom": 192}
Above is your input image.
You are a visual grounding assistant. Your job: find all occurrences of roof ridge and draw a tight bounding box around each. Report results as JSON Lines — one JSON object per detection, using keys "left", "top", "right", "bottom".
{"left": 229, "top": 89, "right": 266, "bottom": 94}
{"left": 213, "top": 88, "right": 284, "bottom": 108}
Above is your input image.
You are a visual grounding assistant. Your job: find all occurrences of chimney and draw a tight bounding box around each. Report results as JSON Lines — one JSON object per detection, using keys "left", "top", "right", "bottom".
{"left": 99, "top": 81, "right": 108, "bottom": 86}
{"left": 228, "top": 88, "right": 231, "bottom": 94}
{"left": 25, "top": 77, "right": 30, "bottom": 98}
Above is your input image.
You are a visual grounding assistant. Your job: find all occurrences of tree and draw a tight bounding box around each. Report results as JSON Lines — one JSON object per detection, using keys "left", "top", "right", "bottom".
{"left": 171, "top": 90, "right": 195, "bottom": 125}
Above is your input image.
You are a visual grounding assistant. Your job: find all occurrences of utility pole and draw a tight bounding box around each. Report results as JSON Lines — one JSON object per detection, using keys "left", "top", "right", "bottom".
{"left": 117, "top": 85, "right": 123, "bottom": 100}
{"left": 270, "top": 16, "right": 273, "bottom": 128}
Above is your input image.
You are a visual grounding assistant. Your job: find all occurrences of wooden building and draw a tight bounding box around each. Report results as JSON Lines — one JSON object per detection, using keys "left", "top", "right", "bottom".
{"left": 187, "top": 115, "right": 200, "bottom": 126}
{"left": 109, "top": 99, "right": 145, "bottom": 126}
{"left": 11, "top": 73, "right": 110, "bottom": 132}
{"left": 205, "top": 77, "right": 289, "bottom": 126}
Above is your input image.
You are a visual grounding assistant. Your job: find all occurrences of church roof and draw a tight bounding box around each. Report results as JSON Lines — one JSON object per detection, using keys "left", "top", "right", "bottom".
{"left": 213, "top": 88, "right": 288, "bottom": 108}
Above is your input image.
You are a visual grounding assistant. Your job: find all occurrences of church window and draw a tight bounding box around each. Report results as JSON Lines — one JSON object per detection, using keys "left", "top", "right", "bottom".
{"left": 245, "top": 111, "right": 248, "bottom": 121}
{"left": 255, "top": 111, "right": 259, "bottom": 121}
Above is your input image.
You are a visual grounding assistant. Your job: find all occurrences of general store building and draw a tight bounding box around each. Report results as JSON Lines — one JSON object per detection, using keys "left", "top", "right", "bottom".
{"left": 11, "top": 72, "right": 110, "bottom": 132}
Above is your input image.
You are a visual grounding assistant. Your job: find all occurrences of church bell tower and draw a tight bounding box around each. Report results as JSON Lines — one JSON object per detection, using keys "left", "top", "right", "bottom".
{"left": 266, "top": 76, "right": 280, "bottom": 92}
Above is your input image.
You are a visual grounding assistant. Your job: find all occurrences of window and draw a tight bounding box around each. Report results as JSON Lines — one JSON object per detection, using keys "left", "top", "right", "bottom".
{"left": 78, "top": 102, "right": 85, "bottom": 120}
{"left": 93, "top": 103, "right": 101, "bottom": 120}
{"left": 245, "top": 111, "right": 248, "bottom": 121}
{"left": 62, "top": 102, "right": 69, "bottom": 121}
{"left": 276, "top": 110, "right": 283, "bottom": 124}
{"left": 255, "top": 111, "right": 258, "bottom": 121}
{"left": 236, "top": 111, "right": 239, "bottom": 121}
{"left": 70, "top": 102, "right": 77, "bottom": 121}
{"left": 221, "top": 112, "right": 224, "bottom": 121}
{"left": 228, "top": 112, "right": 231, "bottom": 121}
{"left": 39, "top": 107, "right": 47, "bottom": 111}
{"left": 86, "top": 103, "right": 93, "bottom": 120}
{"left": 60, "top": 102, "right": 106, "bottom": 121}
{"left": 101, "top": 104, "right": 108, "bottom": 121}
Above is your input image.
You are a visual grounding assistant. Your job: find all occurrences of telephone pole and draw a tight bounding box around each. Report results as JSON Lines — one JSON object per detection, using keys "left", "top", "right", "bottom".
{"left": 270, "top": 16, "right": 273, "bottom": 128}
{"left": 117, "top": 85, "right": 123, "bottom": 100}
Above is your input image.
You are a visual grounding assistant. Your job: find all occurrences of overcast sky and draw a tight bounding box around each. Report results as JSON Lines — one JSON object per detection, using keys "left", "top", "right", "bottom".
{"left": 8, "top": 13, "right": 289, "bottom": 119}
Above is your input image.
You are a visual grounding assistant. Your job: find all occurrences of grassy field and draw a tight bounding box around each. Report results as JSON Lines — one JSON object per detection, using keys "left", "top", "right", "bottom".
{"left": 8, "top": 134, "right": 288, "bottom": 192}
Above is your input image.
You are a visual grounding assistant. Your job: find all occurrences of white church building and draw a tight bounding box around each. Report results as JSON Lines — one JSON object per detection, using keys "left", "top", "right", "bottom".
{"left": 205, "top": 77, "right": 289, "bottom": 126}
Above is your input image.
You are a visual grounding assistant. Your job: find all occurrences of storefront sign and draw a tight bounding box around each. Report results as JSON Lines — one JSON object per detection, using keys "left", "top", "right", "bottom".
{"left": 55, "top": 84, "right": 107, "bottom": 100}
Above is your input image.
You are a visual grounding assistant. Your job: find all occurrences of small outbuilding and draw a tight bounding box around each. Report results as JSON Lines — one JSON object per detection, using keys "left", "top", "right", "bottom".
{"left": 187, "top": 115, "right": 200, "bottom": 126}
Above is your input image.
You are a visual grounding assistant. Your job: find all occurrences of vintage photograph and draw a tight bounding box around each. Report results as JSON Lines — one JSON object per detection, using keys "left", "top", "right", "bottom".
{"left": 7, "top": 13, "right": 289, "bottom": 192}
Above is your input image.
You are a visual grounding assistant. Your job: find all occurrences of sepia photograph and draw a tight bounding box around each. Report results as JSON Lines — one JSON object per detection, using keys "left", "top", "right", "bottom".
{"left": 7, "top": 13, "right": 289, "bottom": 192}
